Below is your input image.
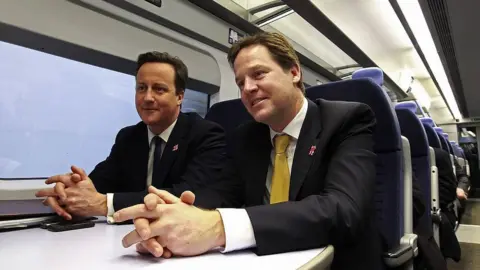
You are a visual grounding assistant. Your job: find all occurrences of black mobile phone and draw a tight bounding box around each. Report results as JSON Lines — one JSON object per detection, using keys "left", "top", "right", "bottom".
{"left": 46, "top": 220, "right": 95, "bottom": 232}
{"left": 40, "top": 216, "right": 64, "bottom": 229}
{"left": 40, "top": 216, "right": 97, "bottom": 229}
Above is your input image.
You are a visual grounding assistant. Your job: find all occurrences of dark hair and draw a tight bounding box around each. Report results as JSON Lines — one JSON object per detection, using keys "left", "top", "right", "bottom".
{"left": 227, "top": 32, "right": 304, "bottom": 92}
{"left": 136, "top": 51, "right": 188, "bottom": 95}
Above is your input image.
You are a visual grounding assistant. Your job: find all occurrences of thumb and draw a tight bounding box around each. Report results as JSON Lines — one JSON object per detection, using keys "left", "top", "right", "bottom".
{"left": 70, "top": 173, "right": 83, "bottom": 183}
{"left": 180, "top": 191, "right": 195, "bottom": 205}
{"left": 144, "top": 193, "right": 166, "bottom": 211}
{"left": 71, "top": 165, "right": 88, "bottom": 180}
{"left": 148, "top": 186, "right": 180, "bottom": 204}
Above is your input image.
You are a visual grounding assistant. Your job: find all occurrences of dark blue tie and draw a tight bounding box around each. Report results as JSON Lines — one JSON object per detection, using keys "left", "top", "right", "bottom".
{"left": 151, "top": 136, "right": 163, "bottom": 186}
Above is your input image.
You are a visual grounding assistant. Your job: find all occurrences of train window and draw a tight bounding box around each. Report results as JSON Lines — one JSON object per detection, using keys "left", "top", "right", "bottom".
{"left": 0, "top": 40, "right": 208, "bottom": 179}
{"left": 183, "top": 89, "right": 209, "bottom": 118}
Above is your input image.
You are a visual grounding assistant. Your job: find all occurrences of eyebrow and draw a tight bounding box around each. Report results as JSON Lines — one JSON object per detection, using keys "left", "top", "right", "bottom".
{"left": 135, "top": 81, "right": 168, "bottom": 88}
{"left": 152, "top": 82, "right": 168, "bottom": 88}
{"left": 235, "top": 64, "right": 268, "bottom": 82}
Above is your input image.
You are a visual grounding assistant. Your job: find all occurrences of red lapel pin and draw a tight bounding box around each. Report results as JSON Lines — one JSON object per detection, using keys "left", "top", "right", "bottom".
{"left": 172, "top": 144, "right": 179, "bottom": 151}
{"left": 309, "top": 146, "right": 316, "bottom": 156}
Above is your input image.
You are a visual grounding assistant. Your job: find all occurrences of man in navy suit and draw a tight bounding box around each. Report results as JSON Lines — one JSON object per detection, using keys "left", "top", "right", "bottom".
{"left": 35, "top": 52, "right": 226, "bottom": 222}
{"left": 115, "top": 32, "right": 381, "bottom": 269}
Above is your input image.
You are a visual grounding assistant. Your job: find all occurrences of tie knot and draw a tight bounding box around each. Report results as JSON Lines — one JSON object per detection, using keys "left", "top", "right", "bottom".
{"left": 274, "top": 134, "right": 290, "bottom": 154}
{"left": 152, "top": 136, "right": 163, "bottom": 147}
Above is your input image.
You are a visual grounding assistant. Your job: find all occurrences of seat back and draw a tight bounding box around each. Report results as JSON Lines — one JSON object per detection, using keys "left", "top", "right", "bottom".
{"left": 395, "top": 107, "right": 432, "bottom": 236}
{"left": 419, "top": 119, "right": 441, "bottom": 246}
{"left": 420, "top": 118, "right": 441, "bottom": 149}
{"left": 306, "top": 78, "right": 404, "bottom": 250}
{"left": 442, "top": 134, "right": 455, "bottom": 156}
{"left": 352, "top": 67, "right": 384, "bottom": 86}
{"left": 435, "top": 131, "right": 455, "bottom": 175}
{"left": 205, "top": 99, "right": 253, "bottom": 153}
{"left": 423, "top": 126, "right": 442, "bottom": 149}
{"left": 434, "top": 128, "right": 449, "bottom": 151}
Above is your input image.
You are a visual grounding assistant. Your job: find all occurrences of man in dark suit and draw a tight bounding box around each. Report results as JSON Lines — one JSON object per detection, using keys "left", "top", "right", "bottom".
{"left": 35, "top": 52, "right": 226, "bottom": 221}
{"left": 433, "top": 148, "right": 461, "bottom": 261}
{"left": 114, "top": 32, "right": 381, "bottom": 269}
{"left": 454, "top": 157, "right": 469, "bottom": 223}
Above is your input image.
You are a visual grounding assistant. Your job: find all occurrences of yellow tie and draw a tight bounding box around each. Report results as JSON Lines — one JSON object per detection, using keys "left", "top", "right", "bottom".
{"left": 270, "top": 134, "right": 290, "bottom": 204}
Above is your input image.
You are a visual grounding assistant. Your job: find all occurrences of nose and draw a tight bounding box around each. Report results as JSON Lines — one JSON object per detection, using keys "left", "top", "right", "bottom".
{"left": 143, "top": 88, "right": 155, "bottom": 102}
{"left": 243, "top": 77, "right": 258, "bottom": 93}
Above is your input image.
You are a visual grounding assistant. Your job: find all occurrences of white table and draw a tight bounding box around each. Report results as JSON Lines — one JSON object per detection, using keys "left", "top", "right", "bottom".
{"left": 0, "top": 222, "right": 332, "bottom": 270}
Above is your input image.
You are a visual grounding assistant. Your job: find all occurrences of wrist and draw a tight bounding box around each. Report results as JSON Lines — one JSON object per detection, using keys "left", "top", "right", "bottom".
{"left": 211, "top": 210, "right": 226, "bottom": 248}
{"left": 96, "top": 194, "right": 108, "bottom": 216}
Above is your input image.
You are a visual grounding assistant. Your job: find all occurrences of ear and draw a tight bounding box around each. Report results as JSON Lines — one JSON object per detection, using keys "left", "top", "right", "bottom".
{"left": 290, "top": 63, "right": 301, "bottom": 84}
{"left": 176, "top": 90, "right": 185, "bottom": 106}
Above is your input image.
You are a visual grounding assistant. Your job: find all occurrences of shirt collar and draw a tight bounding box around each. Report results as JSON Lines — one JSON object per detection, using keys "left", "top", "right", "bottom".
{"left": 147, "top": 119, "right": 178, "bottom": 144}
{"left": 269, "top": 97, "right": 308, "bottom": 144}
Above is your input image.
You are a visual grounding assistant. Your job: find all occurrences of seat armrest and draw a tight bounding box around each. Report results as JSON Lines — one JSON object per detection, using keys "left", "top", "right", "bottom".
{"left": 298, "top": 245, "right": 334, "bottom": 270}
{"left": 383, "top": 234, "right": 418, "bottom": 268}
{"left": 431, "top": 209, "right": 442, "bottom": 224}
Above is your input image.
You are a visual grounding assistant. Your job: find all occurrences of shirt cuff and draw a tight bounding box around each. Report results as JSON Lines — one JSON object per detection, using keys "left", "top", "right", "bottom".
{"left": 106, "top": 193, "right": 115, "bottom": 224}
{"left": 216, "top": 208, "right": 256, "bottom": 253}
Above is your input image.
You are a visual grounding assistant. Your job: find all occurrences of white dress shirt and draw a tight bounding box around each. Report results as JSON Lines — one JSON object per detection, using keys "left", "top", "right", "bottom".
{"left": 217, "top": 97, "right": 308, "bottom": 252}
{"left": 106, "top": 119, "right": 177, "bottom": 223}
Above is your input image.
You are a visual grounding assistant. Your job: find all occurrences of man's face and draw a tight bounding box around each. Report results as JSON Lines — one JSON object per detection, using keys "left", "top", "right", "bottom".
{"left": 135, "top": 63, "right": 183, "bottom": 128}
{"left": 233, "top": 45, "right": 301, "bottom": 126}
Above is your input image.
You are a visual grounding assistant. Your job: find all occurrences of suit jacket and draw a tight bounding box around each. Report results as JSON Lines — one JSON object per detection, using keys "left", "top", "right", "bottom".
{"left": 434, "top": 148, "right": 457, "bottom": 209}
{"left": 195, "top": 99, "right": 382, "bottom": 270}
{"left": 89, "top": 112, "right": 227, "bottom": 211}
{"left": 412, "top": 174, "right": 426, "bottom": 231}
{"left": 433, "top": 148, "right": 461, "bottom": 261}
{"left": 412, "top": 175, "right": 448, "bottom": 270}
{"left": 414, "top": 235, "right": 448, "bottom": 270}
{"left": 454, "top": 158, "right": 470, "bottom": 193}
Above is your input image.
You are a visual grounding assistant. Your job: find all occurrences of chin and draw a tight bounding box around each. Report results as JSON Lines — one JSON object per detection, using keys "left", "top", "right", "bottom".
{"left": 141, "top": 116, "right": 160, "bottom": 126}
{"left": 250, "top": 109, "right": 272, "bottom": 124}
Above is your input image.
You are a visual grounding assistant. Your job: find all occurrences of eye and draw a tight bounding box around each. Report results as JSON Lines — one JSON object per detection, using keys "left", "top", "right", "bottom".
{"left": 237, "top": 80, "right": 245, "bottom": 91}
{"left": 135, "top": 85, "right": 146, "bottom": 92}
{"left": 254, "top": 70, "right": 266, "bottom": 79}
{"left": 153, "top": 86, "right": 167, "bottom": 93}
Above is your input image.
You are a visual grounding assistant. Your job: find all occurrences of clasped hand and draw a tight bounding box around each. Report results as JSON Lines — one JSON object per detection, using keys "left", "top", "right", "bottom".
{"left": 114, "top": 186, "right": 226, "bottom": 258}
{"left": 35, "top": 165, "right": 107, "bottom": 219}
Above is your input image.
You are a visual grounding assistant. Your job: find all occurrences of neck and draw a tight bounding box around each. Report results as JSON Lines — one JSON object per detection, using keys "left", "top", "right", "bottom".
{"left": 149, "top": 109, "right": 180, "bottom": 135}
{"left": 269, "top": 95, "right": 304, "bottom": 133}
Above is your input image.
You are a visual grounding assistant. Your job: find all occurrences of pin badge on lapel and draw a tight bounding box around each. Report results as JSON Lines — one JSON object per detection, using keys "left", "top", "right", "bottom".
{"left": 172, "top": 144, "right": 179, "bottom": 151}
{"left": 308, "top": 146, "right": 316, "bottom": 156}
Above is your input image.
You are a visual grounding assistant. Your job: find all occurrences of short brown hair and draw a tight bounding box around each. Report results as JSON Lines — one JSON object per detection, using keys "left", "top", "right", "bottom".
{"left": 227, "top": 32, "right": 304, "bottom": 92}
{"left": 136, "top": 51, "right": 188, "bottom": 95}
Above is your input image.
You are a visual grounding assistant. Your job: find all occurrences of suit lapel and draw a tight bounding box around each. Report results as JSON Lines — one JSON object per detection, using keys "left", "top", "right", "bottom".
{"left": 289, "top": 100, "right": 322, "bottom": 200}
{"left": 246, "top": 124, "right": 272, "bottom": 206}
{"left": 132, "top": 122, "right": 150, "bottom": 188}
{"left": 153, "top": 113, "right": 187, "bottom": 187}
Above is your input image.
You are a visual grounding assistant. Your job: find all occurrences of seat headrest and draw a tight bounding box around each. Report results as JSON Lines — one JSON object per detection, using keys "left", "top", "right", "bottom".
{"left": 205, "top": 98, "right": 253, "bottom": 133}
{"left": 306, "top": 78, "right": 401, "bottom": 152}
{"left": 352, "top": 67, "right": 384, "bottom": 86}
{"left": 420, "top": 117, "right": 435, "bottom": 127}
{"left": 459, "top": 137, "right": 476, "bottom": 143}
{"left": 395, "top": 101, "right": 417, "bottom": 114}
{"left": 434, "top": 127, "right": 444, "bottom": 133}
{"left": 442, "top": 133, "right": 449, "bottom": 139}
